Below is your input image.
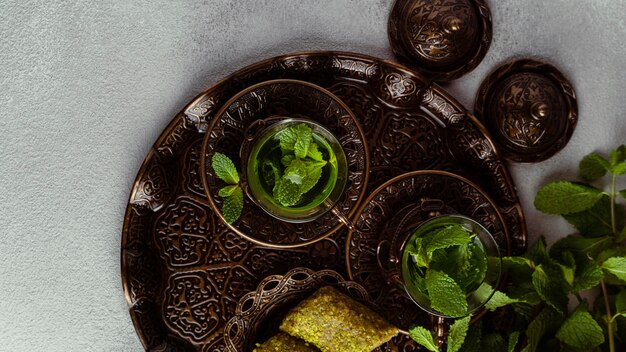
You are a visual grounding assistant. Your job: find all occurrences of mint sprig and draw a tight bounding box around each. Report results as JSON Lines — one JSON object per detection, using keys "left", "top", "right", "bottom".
{"left": 410, "top": 146, "right": 626, "bottom": 352}
{"left": 211, "top": 152, "right": 243, "bottom": 224}
{"left": 270, "top": 123, "right": 328, "bottom": 207}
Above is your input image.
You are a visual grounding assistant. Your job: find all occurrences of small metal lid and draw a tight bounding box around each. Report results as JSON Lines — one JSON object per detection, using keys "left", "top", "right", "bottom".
{"left": 388, "top": 0, "right": 492, "bottom": 81}
{"left": 475, "top": 59, "right": 578, "bottom": 162}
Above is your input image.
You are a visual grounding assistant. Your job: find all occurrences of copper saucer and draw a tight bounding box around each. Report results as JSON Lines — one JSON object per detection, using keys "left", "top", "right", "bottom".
{"left": 202, "top": 79, "right": 369, "bottom": 248}
{"left": 346, "top": 170, "right": 510, "bottom": 335}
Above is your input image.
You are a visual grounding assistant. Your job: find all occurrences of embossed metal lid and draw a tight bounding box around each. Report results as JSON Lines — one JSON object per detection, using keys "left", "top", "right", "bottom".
{"left": 388, "top": 0, "right": 492, "bottom": 81}
{"left": 475, "top": 59, "right": 578, "bottom": 162}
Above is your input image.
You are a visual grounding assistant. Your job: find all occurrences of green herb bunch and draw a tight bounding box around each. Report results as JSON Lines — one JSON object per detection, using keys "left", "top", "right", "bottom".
{"left": 263, "top": 123, "right": 327, "bottom": 207}
{"left": 409, "top": 145, "right": 626, "bottom": 352}
{"left": 406, "top": 225, "right": 488, "bottom": 318}
{"left": 211, "top": 152, "right": 243, "bottom": 224}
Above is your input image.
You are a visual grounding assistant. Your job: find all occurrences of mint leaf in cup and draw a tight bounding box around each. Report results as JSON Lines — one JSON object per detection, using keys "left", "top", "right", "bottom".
{"left": 293, "top": 123, "right": 312, "bottom": 159}
{"left": 425, "top": 269, "right": 468, "bottom": 318}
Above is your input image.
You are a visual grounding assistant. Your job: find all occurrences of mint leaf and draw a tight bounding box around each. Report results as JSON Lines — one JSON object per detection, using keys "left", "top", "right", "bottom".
{"left": 221, "top": 186, "right": 243, "bottom": 224}
{"left": 426, "top": 270, "right": 468, "bottom": 317}
{"left": 524, "top": 306, "right": 563, "bottom": 352}
{"left": 447, "top": 316, "right": 471, "bottom": 352}
{"left": 458, "top": 321, "right": 482, "bottom": 352}
{"left": 556, "top": 251, "right": 576, "bottom": 286}
{"left": 613, "top": 162, "right": 626, "bottom": 175}
{"left": 293, "top": 123, "right": 312, "bottom": 159}
{"left": 619, "top": 189, "right": 626, "bottom": 199}
{"left": 474, "top": 283, "right": 519, "bottom": 311}
{"left": 281, "top": 154, "right": 295, "bottom": 167}
{"left": 273, "top": 178, "right": 302, "bottom": 206}
{"left": 555, "top": 303, "right": 604, "bottom": 351}
{"left": 602, "top": 257, "right": 626, "bottom": 282}
{"left": 563, "top": 195, "right": 617, "bottom": 237}
{"left": 610, "top": 145, "right": 626, "bottom": 164}
{"left": 439, "top": 243, "right": 487, "bottom": 292}
{"left": 218, "top": 185, "right": 238, "bottom": 197}
{"left": 534, "top": 181, "right": 604, "bottom": 215}
{"left": 532, "top": 264, "right": 569, "bottom": 314}
{"left": 261, "top": 160, "right": 282, "bottom": 188}
{"left": 550, "top": 235, "right": 613, "bottom": 263}
{"left": 579, "top": 152, "right": 610, "bottom": 180}
{"left": 571, "top": 260, "right": 603, "bottom": 293}
{"left": 276, "top": 126, "right": 297, "bottom": 151}
{"left": 300, "top": 160, "right": 326, "bottom": 194}
{"left": 525, "top": 236, "right": 550, "bottom": 264}
{"left": 508, "top": 331, "right": 520, "bottom": 352}
{"left": 307, "top": 140, "right": 324, "bottom": 161}
{"left": 408, "top": 325, "right": 440, "bottom": 352}
{"left": 408, "top": 237, "right": 429, "bottom": 268}
{"left": 211, "top": 152, "right": 240, "bottom": 185}
{"left": 424, "top": 225, "right": 473, "bottom": 259}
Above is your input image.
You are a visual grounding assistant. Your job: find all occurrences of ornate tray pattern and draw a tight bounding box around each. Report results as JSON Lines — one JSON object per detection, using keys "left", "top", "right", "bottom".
{"left": 346, "top": 171, "right": 510, "bottom": 347}
{"left": 121, "top": 51, "right": 527, "bottom": 351}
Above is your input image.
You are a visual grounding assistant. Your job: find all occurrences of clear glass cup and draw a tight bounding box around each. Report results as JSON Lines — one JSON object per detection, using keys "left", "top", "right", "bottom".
{"left": 402, "top": 215, "right": 501, "bottom": 317}
{"left": 380, "top": 212, "right": 502, "bottom": 318}
{"left": 244, "top": 118, "right": 348, "bottom": 223}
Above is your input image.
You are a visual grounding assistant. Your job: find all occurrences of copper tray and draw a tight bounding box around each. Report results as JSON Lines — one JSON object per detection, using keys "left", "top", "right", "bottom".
{"left": 121, "top": 51, "right": 527, "bottom": 351}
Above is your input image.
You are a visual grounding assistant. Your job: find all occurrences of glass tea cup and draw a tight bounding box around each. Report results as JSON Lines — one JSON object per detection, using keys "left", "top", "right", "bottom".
{"left": 378, "top": 209, "right": 502, "bottom": 318}
{"left": 242, "top": 118, "right": 349, "bottom": 224}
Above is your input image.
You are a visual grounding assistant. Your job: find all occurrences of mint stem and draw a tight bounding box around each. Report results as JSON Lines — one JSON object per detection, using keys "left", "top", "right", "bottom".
{"left": 601, "top": 280, "right": 615, "bottom": 352}
{"left": 611, "top": 173, "right": 617, "bottom": 235}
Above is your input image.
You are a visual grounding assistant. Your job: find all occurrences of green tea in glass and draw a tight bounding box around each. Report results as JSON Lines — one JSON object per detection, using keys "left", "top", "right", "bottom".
{"left": 245, "top": 118, "right": 347, "bottom": 223}
{"left": 398, "top": 215, "right": 501, "bottom": 317}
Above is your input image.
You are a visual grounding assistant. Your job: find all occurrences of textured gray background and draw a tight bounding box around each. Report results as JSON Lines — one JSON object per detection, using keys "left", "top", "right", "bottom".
{"left": 1, "top": 0, "right": 625, "bottom": 351}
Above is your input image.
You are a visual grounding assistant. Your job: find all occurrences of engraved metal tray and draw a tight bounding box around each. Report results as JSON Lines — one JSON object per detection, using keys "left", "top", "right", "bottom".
{"left": 121, "top": 51, "right": 527, "bottom": 351}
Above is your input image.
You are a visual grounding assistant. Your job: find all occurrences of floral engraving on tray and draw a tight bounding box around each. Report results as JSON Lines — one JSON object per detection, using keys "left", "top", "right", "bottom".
{"left": 185, "top": 94, "right": 223, "bottom": 133}
{"left": 421, "top": 88, "right": 465, "bottom": 124}
{"left": 164, "top": 271, "right": 223, "bottom": 342}
{"left": 132, "top": 152, "right": 178, "bottom": 212}
{"left": 378, "top": 72, "right": 425, "bottom": 106}
{"left": 376, "top": 111, "right": 445, "bottom": 171}
{"left": 155, "top": 197, "right": 214, "bottom": 268}
{"left": 330, "top": 56, "right": 379, "bottom": 80}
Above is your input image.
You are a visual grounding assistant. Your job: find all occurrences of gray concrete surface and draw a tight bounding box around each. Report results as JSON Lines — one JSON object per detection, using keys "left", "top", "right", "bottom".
{"left": 1, "top": 0, "right": 625, "bottom": 351}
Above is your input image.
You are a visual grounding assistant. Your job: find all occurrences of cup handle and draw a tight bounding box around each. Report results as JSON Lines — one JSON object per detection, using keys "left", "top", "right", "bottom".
{"left": 376, "top": 240, "right": 403, "bottom": 287}
{"left": 330, "top": 206, "right": 354, "bottom": 231}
